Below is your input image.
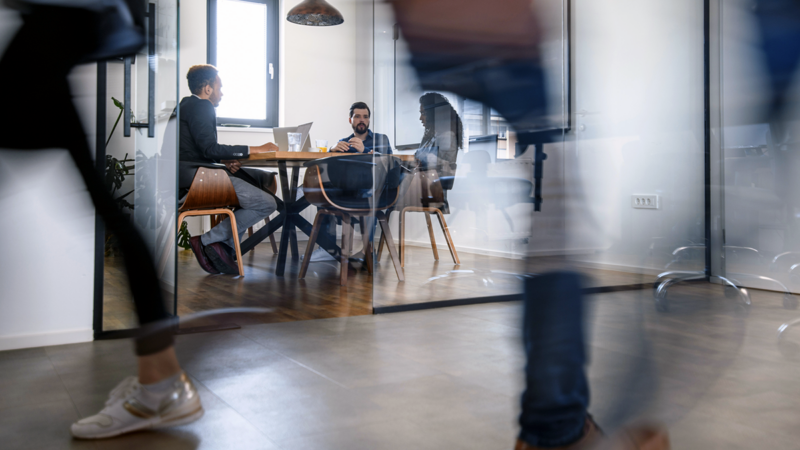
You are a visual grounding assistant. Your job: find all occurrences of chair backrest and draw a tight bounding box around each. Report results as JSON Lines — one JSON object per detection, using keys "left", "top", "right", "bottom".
{"left": 303, "top": 154, "right": 402, "bottom": 211}
{"left": 179, "top": 167, "right": 239, "bottom": 211}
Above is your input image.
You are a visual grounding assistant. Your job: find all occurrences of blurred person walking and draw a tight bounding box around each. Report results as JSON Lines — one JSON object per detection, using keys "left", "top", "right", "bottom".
{"left": 390, "top": 1, "right": 670, "bottom": 448}
{"left": 0, "top": 0, "right": 202, "bottom": 439}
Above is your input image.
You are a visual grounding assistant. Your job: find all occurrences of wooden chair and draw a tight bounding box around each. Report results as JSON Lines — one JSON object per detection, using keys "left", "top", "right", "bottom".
{"left": 299, "top": 155, "right": 404, "bottom": 285}
{"left": 178, "top": 167, "right": 245, "bottom": 276}
{"left": 210, "top": 172, "right": 279, "bottom": 254}
{"left": 376, "top": 168, "right": 459, "bottom": 267}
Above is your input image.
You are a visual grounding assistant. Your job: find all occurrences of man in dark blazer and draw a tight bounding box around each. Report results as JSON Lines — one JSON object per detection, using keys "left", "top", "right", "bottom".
{"left": 180, "top": 64, "right": 278, "bottom": 274}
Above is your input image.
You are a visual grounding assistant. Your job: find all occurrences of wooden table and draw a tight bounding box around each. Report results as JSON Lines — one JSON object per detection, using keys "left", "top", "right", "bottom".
{"left": 241, "top": 151, "right": 414, "bottom": 276}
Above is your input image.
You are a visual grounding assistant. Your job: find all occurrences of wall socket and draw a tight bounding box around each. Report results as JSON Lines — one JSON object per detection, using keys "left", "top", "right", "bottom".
{"left": 631, "top": 194, "right": 659, "bottom": 209}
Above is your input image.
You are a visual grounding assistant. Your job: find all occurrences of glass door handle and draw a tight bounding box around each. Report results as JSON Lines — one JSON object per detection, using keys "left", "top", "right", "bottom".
{"left": 124, "top": 3, "right": 156, "bottom": 138}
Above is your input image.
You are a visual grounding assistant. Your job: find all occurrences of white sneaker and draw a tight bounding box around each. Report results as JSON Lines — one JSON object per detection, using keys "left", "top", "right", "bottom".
{"left": 70, "top": 372, "right": 204, "bottom": 439}
{"left": 301, "top": 247, "right": 336, "bottom": 262}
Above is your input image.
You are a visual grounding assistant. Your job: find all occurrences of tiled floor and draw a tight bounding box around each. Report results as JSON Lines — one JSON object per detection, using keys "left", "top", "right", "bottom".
{"left": 4, "top": 284, "right": 800, "bottom": 449}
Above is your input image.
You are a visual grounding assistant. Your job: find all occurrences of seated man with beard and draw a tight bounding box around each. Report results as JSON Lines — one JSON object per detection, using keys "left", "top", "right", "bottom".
{"left": 306, "top": 102, "right": 393, "bottom": 263}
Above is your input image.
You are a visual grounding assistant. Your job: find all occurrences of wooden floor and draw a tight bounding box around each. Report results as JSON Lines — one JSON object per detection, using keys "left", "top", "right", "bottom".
{"left": 102, "top": 242, "right": 657, "bottom": 331}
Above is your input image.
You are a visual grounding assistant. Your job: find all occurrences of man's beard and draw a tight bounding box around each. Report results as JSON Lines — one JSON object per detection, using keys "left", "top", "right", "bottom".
{"left": 354, "top": 123, "right": 368, "bottom": 134}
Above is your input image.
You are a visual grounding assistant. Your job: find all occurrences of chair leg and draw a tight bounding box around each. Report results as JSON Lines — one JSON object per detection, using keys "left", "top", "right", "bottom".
{"left": 425, "top": 212, "right": 439, "bottom": 261}
{"left": 377, "top": 231, "right": 386, "bottom": 262}
{"left": 222, "top": 210, "right": 245, "bottom": 276}
{"left": 400, "top": 208, "right": 407, "bottom": 267}
{"left": 340, "top": 213, "right": 353, "bottom": 286}
{"left": 299, "top": 212, "right": 324, "bottom": 279}
{"left": 359, "top": 217, "right": 374, "bottom": 275}
{"left": 436, "top": 210, "right": 459, "bottom": 265}
{"left": 266, "top": 217, "right": 278, "bottom": 254}
{"left": 378, "top": 215, "right": 404, "bottom": 282}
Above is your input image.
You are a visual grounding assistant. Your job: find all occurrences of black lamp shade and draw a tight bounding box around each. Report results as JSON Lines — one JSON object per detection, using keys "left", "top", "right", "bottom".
{"left": 287, "top": 0, "right": 344, "bottom": 26}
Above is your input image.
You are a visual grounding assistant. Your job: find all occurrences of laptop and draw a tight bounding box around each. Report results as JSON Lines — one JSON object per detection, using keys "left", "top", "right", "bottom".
{"left": 273, "top": 122, "right": 314, "bottom": 152}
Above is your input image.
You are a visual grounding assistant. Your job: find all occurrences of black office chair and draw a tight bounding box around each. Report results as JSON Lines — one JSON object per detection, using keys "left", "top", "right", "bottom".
{"left": 300, "top": 153, "right": 404, "bottom": 285}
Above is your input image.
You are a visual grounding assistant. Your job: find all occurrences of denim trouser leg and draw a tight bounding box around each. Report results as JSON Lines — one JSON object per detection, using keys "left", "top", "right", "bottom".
{"left": 518, "top": 272, "right": 589, "bottom": 448}
{"left": 200, "top": 177, "right": 277, "bottom": 250}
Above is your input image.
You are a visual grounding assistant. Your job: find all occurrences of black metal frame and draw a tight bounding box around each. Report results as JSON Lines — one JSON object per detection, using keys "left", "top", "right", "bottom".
{"left": 93, "top": 2, "right": 179, "bottom": 339}
{"left": 704, "top": 0, "right": 712, "bottom": 278}
{"left": 207, "top": 0, "right": 280, "bottom": 128}
{"left": 123, "top": 4, "right": 156, "bottom": 138}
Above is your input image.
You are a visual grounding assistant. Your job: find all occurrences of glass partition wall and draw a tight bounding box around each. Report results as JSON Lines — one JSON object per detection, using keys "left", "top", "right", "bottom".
{"left": 713, "top": 0, "right": 800, "bottom": 298}
{"left": 370, "top": 1, "right": 569, "bottom": 310}
{"left": 370, "top": 0, "right": 708, "bottom": 311}
{"left": 98, "top": 0, "right": 180, "bottom": 333}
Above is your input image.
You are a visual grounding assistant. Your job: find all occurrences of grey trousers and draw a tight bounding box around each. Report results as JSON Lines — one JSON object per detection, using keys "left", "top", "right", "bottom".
{"left": 200, "top": 176, "right": 278, "bottom": 251}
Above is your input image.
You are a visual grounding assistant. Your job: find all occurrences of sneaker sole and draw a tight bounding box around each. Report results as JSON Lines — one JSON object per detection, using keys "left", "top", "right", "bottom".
{"left": 71, "top": 405, "right": 204, "bottom": 440}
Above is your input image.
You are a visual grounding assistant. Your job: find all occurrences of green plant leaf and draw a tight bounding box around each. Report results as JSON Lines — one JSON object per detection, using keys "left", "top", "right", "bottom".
{"left": 112, "top": 97, "right": 124, "bottom": 110}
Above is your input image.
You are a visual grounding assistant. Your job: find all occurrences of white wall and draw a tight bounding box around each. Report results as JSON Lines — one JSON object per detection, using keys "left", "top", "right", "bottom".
{"left": 0, "top": 7, "right": 95, "bottom": 350}
{"left": 566, "top": 0, "right": 706, "bottom": 274}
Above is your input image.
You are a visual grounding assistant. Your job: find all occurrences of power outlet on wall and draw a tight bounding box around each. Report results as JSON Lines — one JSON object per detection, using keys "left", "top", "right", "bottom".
{"left": 631, "top": 194, "right": 659, "bottom": 209}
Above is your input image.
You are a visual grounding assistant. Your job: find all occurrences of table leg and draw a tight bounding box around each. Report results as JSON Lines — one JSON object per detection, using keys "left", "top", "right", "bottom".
{"left": 275, "top": 161, "right": 292, "bottom": 276}
{"left": 289, "top": 167, "right": 300, "bottom": 259}
{"left": 240, "top": 213, "right": 284, "bottom": 254}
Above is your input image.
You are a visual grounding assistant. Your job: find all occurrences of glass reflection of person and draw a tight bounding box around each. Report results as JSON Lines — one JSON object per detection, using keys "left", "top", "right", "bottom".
{"left": 415, "top": 92, "right": 463, "bottom": 213}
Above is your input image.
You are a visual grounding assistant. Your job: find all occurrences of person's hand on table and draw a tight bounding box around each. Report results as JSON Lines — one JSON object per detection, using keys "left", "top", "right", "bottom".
{"left": 330, "top": 141, "right": 350, "bottom": 153}
{"left": 221, "top": 160, "right": 242, "bottom": 173}
{"left": 250, "top": 142, "right": 279, "bottom": 154}
{"left": 348, "top": 137, "right": 365, "bottom": 153}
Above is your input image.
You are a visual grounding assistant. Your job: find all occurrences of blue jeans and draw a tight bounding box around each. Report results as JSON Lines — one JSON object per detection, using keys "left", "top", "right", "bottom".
{"left": 519, "top": 272, "right": 589, "bottom": 448}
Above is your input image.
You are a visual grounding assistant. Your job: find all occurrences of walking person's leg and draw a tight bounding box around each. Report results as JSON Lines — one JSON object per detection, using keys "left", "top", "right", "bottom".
{"left": 0, "top": 3, "right": 201, "bottom": 439}
{"left": 516, "top": 273, "right": 595, "bottom": 448}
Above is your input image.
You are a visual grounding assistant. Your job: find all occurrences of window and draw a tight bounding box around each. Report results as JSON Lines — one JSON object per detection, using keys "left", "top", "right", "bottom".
{"left": 208, "top": 0, "right": 279, "bottom": 127}
{"left": 463, "top": 99, "right": 510, "bottom": 139}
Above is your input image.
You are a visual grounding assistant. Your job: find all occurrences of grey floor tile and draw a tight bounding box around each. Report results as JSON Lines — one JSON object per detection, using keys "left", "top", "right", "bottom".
{"left": 355, "top": 374, "right": 517, "bottom": 427}
{"left": 275, "top": 341, "right": 442, "bottom": 389}
{"left": 230, "top": 386, "right": 401, "bottom": 442}
{"left": 200, "top": 364, "right": 347, "bottom": 408}
{"left": 0, "top": 360, "right": 72, "bottom": 410}
{"left": 272, "top": 419, "right": 443, "bottom": 450}
{"left": 176, "top": 333, "right": 293, "bottom": 382}
{"left": 0, "top": 346, "right": 48, "bottom": 362}
{"left": 0, "top": 399, "right": 95, "bottom": 450}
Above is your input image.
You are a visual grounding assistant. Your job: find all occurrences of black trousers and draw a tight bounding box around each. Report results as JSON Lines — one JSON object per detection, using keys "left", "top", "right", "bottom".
{"left": 0, "top": 5, "right": 173, "bottom": 355}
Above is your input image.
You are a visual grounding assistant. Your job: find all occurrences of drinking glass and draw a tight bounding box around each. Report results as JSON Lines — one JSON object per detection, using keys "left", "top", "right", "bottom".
{"left": 288, "top": 132, "right": 302, "bottom": 152}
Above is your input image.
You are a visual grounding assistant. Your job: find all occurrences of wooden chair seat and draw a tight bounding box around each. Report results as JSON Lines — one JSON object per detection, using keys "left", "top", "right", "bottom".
{"left": 178, "top": 167, "right": 245, "bottom": 276}
{"left": 376, "top": 168, "right": 459, "bottom": 267}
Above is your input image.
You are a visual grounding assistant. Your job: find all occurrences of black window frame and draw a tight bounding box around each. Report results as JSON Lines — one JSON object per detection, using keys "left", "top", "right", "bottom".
{"left": 207, "top": 0, "right": 279, "bottom": 128}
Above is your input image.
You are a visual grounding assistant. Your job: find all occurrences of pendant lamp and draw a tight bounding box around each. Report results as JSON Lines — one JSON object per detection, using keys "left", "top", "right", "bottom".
{"left": 286, "top": 0, "right": 344, "bottom": 26}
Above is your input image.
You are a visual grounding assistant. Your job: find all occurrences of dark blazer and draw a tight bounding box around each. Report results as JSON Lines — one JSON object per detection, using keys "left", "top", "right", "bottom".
{"left": 178, "top": 95, "right": 272, "bottom": 193}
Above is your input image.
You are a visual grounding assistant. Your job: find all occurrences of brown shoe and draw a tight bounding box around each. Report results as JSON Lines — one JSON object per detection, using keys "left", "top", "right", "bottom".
{"left": 514, "top": 419, "right": 669, "bottom": 450}
{"left": 515, "top": 417, "right": 603, "bottom": 450}
{"left": 603, "top": 425, "right": 670, "bottom": 450}
{"left": 189, "top": 236, "right": 219, "bottom": 274}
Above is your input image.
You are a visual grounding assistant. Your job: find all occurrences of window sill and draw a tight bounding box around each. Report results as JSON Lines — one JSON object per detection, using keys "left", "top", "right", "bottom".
{"left": 217, "top": 126, "right": 275, "bottom": 133}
